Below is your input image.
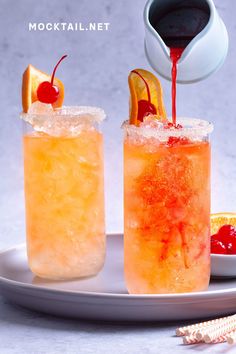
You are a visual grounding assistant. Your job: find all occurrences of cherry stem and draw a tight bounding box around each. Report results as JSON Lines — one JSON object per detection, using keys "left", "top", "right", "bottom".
{"left": 50, "top": 55, "right": 67, "bottom": 85}
{"left": 131, "top": 70, "right": 151, "bottom": 103}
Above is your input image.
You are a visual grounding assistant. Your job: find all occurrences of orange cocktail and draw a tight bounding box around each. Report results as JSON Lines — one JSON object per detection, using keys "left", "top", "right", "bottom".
{"left": 23, "top": 106, "right": 105, "bottom": 280}
{"left": 124, "top": 118, "right": 213, "bottom": 294}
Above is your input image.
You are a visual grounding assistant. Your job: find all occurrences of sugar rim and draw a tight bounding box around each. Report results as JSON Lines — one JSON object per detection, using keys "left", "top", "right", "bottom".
{"left": 123, "top": 118, "right": 214, "bottom": 140}
{"left": 20, "top": 105, "right": 106, "bottom": 124}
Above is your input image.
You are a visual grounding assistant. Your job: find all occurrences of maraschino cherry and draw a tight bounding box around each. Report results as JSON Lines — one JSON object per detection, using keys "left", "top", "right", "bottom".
{"left": 211, "top": 238, "right": 227, "bottom": 254}
{"left": 218, "top": 224, "right": 236, "bottom": 239}
{"left": 131, "top": 70, "right": 157, "bottom": 122}
{"left": 211, "top": 224, "right": 236, "bottom": 254}
{"left": 37, "top": 55, "right": 67, "bottom": 104}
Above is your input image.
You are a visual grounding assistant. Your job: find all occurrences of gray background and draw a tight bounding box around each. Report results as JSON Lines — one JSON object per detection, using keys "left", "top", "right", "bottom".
{"left": 0, "top": 0, "right": 235, "bottom": 242}
{"left": 0, "top": 0, "right": 235, "bottom": 353}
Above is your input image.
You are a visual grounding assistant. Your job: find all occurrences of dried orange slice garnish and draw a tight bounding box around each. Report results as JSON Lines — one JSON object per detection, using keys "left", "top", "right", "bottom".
{"left": 211, "top": 213, "right": 236, "bottom": 235}
{"left": 22, "top": 64, "right": 64, "bottom": 113}
{"left": 128, "top": 69, "right": 167, "bottom": 126}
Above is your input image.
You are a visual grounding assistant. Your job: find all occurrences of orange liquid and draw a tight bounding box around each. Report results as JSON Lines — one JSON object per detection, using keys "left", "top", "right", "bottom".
{"left": 124, "top": 137, "right": 211, "bottom": 294}
{"left": 24, "top": 130, "right": 105, "bottom": 280}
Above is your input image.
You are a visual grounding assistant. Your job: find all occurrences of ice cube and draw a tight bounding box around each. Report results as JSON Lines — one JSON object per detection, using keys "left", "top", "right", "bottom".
{"left": 141, "top": 115, "right": 164, "bottom": 129}
{"left": 55, "top": 106, "right": 106, "bottom": 123}
{"left": 28, "top": 101, "right": 53, "bottom": 115}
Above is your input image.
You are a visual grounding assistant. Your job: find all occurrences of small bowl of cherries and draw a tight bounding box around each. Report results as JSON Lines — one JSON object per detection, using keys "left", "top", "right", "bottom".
{"left": 211, "top": 214, "right": 236, "bottom": 278}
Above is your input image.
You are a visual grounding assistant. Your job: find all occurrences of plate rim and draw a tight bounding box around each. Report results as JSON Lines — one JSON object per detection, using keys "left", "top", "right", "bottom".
{"left": 1, "top": 236, "right": 236, "bottom": 301}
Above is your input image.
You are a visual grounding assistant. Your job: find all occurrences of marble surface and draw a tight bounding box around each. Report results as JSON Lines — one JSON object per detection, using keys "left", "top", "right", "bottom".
{"left": 0, "top": 0, "right": 236, "bottom": 353}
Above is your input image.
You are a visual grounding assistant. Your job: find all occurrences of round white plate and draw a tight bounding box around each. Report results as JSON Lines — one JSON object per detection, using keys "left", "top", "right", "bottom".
{"left": 211, "top": 253, "right": 236, "bottom": 278}
{"left": 1, "top": 234, "right": 236, "bottom": 321}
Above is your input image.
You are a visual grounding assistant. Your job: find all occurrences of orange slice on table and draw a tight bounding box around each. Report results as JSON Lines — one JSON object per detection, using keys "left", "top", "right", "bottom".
{"left": 22, "top": 65, "right": 64, "bottom": 113}
{"left": 128, "top": 69, "right": 167, "bottom": 126}
{"left": 211, "top": 213, "right": 236, "bottom": 235}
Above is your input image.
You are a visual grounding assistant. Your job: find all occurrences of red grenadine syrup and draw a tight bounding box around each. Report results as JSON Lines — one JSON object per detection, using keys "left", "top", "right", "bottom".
{"left": 170, "top": 47, "right": 184, "bottom": 126}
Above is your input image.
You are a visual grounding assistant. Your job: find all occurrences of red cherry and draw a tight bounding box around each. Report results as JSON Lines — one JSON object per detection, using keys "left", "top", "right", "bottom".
{"left": 225, "top": 236, "right": 236, "bottom": 254}
{"left": 131, "top": 70, "right": 157, "bottom": 122}
{"left": 211, "top": 233, "right": 221, "bottom": 241}
{"left": 37, "top": 82, "right": 59, "bottom": 104}
{"left": 211, "top": 239, "right": 227, "bottom": 254}
{"left": 37, "top": 55, "right": 67, "bottom": 104}
{"left": 137, "top": 99, "right": 157, "bottom": 122}
{"left": 218, "top": 224, "right": 236, "bottom": 240}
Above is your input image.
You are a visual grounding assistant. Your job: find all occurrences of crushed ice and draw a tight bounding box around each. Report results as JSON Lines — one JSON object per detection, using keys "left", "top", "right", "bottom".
{"left": 21, "top": 102, "right": 106, "bottom": 136}
{"left": 123, "top": 117, "right": 213, "bottom": 143}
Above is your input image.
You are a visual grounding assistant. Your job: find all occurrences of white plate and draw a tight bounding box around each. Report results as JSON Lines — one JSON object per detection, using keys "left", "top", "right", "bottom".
{"left": 211, "top": 253, "right": 236, "bottom": 278}
{"left": 1, "top": 234, "right": 236, "bottom": 321}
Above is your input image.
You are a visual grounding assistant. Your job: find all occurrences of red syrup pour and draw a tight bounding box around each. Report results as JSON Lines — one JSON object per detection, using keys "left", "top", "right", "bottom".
{"left": 170, "top": 47, "right": 184, "bottom": 126}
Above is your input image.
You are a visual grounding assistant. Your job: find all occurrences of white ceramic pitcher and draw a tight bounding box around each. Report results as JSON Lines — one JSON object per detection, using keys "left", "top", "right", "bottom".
{"left": 144, "top": 0, "right": 228, "bottom": 83}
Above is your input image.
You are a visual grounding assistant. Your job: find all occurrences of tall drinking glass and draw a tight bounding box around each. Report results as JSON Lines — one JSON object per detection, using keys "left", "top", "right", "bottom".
{"left": 124, "top": 118, "right": 213, "bottom": 294}
{"left": 22, "top": 106, "right": 105, "bottom": 280}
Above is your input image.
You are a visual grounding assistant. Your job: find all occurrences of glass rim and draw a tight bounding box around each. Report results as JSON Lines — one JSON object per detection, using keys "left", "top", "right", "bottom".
{"left": 20, "top": 105, "right": 105, "bottom": 137}
{"left": 122, "top": 117, "right": 214, "bottom": 140}
{"left": 20, "top": 105, "right": 106, "bottom": 124}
